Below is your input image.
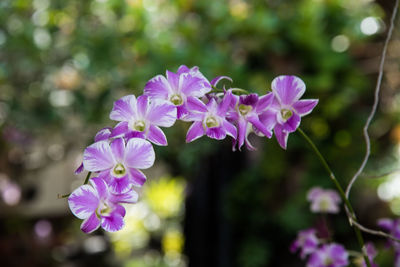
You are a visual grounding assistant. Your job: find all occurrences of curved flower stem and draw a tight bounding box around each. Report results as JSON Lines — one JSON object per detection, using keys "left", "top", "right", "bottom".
{"left": 58, "top": 171, "right": 92, "bottom": 199}
{"left": 345, "top": 0, "right": 399, "bottom": 201}
{"left": 297, "top": 128, "right": 371, "bottom": 267}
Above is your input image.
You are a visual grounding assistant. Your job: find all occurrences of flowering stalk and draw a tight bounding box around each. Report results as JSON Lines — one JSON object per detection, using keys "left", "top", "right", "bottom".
{"left": 297, "top": 128, "right": 372, "bottom": 267}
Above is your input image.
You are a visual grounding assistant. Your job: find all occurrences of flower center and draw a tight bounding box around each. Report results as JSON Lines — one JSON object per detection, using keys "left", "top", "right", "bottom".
{"left": 170, "top": 94, "right": 183, "bottom": 106}
{"left": 280, "top": 108, "right": 293, "bottom": 121}
{"left": 133, "top": 120, "right": 146, "bottom": 132}
{"left": 324, "top": 257, "right": 333, "bottom": 265}
{"left": 238, "top": 104, "right": 252, "bottom": 116}
{"left": 205, "top": 116, "right": 219, "bottom": 128}
{"left": 319, "top": 197, "right": 331, "bottom": 211}
{"left": 113, "top": 163, "right": 126, "bottom": 177}
{"left": 96, "top": 202, "right": 111, "bottom": 217}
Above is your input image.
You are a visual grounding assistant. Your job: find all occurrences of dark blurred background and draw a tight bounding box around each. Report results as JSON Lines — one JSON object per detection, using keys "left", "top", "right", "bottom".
{"left": 0, "top": 0, "right": 400, "bottom": 266}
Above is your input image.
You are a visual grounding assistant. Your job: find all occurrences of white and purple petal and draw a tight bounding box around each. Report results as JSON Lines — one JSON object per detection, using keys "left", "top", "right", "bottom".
{"left": 293, "top": 99, "right": 319, "bottom": 116}
{"left": 186, "top": 121, "right": 205, "bottom": 143}
{"left": 186, "top": 96, "right": 208, "bottom": 113}
{"left": 110, "top": 95, "right": 138, "bottom": 122}
{"left": 256, "top": 93, "right": 274, "bottom": 113}
{"left": 147, "top": 125, "right": 168, "bottom": 146}
{"left": 271, "top": 75, "right": 306, "bottom": 105}
{"left": 83, "top": 141, "right": 115, "bottom": 172}
{"left": 108, "top": 175, "right": 132, "bottom": 194}
{"left": 90, "top": 177, "right": 109, "bottom": 200}
{"left": 101, "top": 212, "right": 124, "bottom": 232}
{"left": 206, "top": 126, "right": 226, "bottom": 140}
{"left": 110, "top": 121, "right": 129, "bottom": 138}
{"left": 124, "top": 138, "right": 155, "bottom": 169}
{"left": 144, "top": 75, "right": 172, "bottom": 100}
{"left": 110, "top": 138, "right": 125, "bottom": 162}
{"left": 94, "top": 127, "right": 112, "bottom": 142}
{"left": 68, "top": 184, "right": 99, "bottom": 219}
{"left": 111, "top": 189, "right": 139, "bottom": 204}
{"left": 129, "top": 168, "right": 147, "bottom": 186}
{"left": 146, "top": 100, "right": 177, "bottom": 127}
{"left": 274, "top": 124, "right": 289, "bottom": 149}
{"left": 80, "top": 213, "right": 101, "bottom": 233}
{"left": 282, "top": 113, "right": 301, "bottom": 133}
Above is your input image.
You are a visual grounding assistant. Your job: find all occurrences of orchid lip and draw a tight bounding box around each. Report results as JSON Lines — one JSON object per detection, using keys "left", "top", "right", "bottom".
{"left": 238, "top": 104, "right": 252, "bottom": 116}
{"left": 170, "top": 94, "right": 183, "bottom": 106}
{"left": 112, "top": 163, "right": 126, "bottom": 178}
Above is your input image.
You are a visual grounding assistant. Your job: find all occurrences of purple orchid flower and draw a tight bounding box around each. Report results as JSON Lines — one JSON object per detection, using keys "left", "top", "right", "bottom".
{"left": 290, "top": 228, "right": 320, "bottom": 259}
{"left": 109, "top": 95, "right": 176, "bottom": 146}
{"left": 68, "top": 177, "right": 138, "bottom": 233}
{"left": 75, "top": 127, "right": 113, "bottom": 174}
{"left": 360, "top": 242, "right": 378, "bottom": 267}
{"left": 228, "top": 93, "right": 275, "bottom": 150}
{"left": 307, "top": 187, "right": 341, "bottom": 214}
{"left": 378, "top": 218, "right": 400, "bottom": 266}
{"left": 83, "top": 137, "right": 155, "bottom": 194}
{"left": 307, "top": 243, "right": 349, "bottom": 267}
{"left": 184, "top": 90, "right": 237, "bottom": 142}
{"left": 270, "top": 75, "right": 318, "bottom": 149}
{"left": 144, "top": 65, "right": 211, "bottom": 119}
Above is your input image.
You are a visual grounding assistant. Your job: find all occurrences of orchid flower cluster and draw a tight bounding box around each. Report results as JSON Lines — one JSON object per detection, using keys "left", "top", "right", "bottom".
{"left": 67, "top": 65, "right": 318, "bottom": 233}
{"left": 291, "top": 186, "right": 378, "bottom": 267}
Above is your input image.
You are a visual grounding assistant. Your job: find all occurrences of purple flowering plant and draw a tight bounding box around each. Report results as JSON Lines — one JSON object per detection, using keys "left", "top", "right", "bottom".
{"left": 60, "top": 59, "right": 400, "bottom": 266}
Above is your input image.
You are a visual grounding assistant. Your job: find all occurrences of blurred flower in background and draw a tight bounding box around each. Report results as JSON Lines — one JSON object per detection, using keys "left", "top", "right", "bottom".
{"left": 109, "top": 177, "right": 186, "bottom": 267}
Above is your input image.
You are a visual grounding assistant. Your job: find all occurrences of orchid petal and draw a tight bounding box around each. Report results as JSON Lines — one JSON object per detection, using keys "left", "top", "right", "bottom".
{"left": 293, "top": 99, "right": 318, "bottom": 116}
{"left": 282, "top": 113, "right": 301, "bottom": 133}
{"left": 74, "top": 162, "right": 84, "bottom": 174}
{"left": 124, "top": 138, "right": 155, "bottom": 169}
{"left": 217, "top": 90, "right": 233, "bottom": 116}
{"left": 94, "top": 127, "right": 112, "bottom": 142}
{"left": 271, "top": 75, "right": 305, "bottom": 105}
{"left": 68, "top": 185, "right": 99, "bottom": 219}
{"left": 110, "top": 138, "right": 125, "bottom": 162}
{"left": 186, "top": 96, "right": 208, "bottom": 113}
{"left": 110, "top": 121, "right": 129, "bottom": 138}
{"left": 223, "top": 120, "right": 237, "bottom": 139}
{"left": 237, "top": 119, "right": 247, "bottom": 151}
{"left": 256, "top": 92, "right": 274, "bottom": 112}
{"left": 101, "top": 212, "right": 124, "bottom": 232}
{"left": 83, "top": 141, "right": 115, "bottom": 172}
{"left": 146, "top": 100, "right": 177, "bottom": 127}
{"left": 166, "top": 70, "right": 179, "bottom": 89}
{"left": 110, "top": 95, "right": 137, "bottom": 121}
{"left": 89, "top": 177, "right": 108, "bottom": 200}
{"left": 274, "top": 124, "right": 289, "bottom": 149}
{"left": 248, "top": 115, "right": 272, "bottom": 138}
{"left": 81, "top": 213, "right": 101, "bottom": 233}
{"left": 129, "top": 168, "right": 147, "bottom": 186}
{"left": 206, "top": 126, "right": 226, "bottom": 140}
{"left": 147, "top": 125, "right": 168, "bottom": 146}
{"left": 186, "top": 121, "right": 204, "bottom": 142}
{"left": 144, "top": 75, "right": 172, "bottom": 99}
{"left": 180, "top": 73, "right": 211, "bottom": 98}
{"left": 108, "top": 175, "right": 131, "bottom": 194}
{"left": 137, "top": 95, "right": 149, "bottom": 118}
{"left": 111, "top": 189, "right": 139, "bottom": 204}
